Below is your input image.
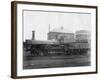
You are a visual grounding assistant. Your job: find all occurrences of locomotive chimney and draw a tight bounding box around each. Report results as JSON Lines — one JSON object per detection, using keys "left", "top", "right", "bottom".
{"left": 61, "top": 26, "right": 63, "bottom": 30}
{"left": 32, "top": 31, "right": 35, "bottom": 40}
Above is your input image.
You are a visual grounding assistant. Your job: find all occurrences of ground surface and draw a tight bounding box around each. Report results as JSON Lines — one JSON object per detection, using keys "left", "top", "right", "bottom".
{"left": 23, "top": 55, "right": 90, "bottom": 69}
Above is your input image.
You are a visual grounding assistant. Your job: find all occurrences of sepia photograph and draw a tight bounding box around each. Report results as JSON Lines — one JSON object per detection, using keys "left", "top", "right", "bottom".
{"left": 11, "top": 1, "right": 97, "bottom": 78}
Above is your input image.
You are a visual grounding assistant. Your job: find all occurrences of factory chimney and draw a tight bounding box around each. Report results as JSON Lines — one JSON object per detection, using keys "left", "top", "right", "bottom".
{"left": 32, "top": 31, "right": 35, "bottom": 40}
{"left": 49, "top": 24, "right": 50, "bottom": 32}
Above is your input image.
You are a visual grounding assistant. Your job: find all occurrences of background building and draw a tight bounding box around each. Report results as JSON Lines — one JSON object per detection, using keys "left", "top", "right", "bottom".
{"left": 48, "top": 27, "right": 75, "bottom": 43}
{"left": 75, "top": 30, "right": 91, "bottom": 42}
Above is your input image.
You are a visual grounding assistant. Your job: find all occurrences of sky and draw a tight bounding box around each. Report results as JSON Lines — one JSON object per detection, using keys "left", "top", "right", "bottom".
{"left": 23, "top": 10, "right": 91, "bottom": 41}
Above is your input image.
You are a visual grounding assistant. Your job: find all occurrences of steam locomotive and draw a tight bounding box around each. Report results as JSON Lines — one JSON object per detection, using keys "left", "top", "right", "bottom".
{"left": 23, "top": 39, "right": 90, "bottom": 56}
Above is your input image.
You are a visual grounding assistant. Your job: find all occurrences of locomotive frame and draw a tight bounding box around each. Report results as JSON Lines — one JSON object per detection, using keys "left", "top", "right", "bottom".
{"left": 11, "top": 1, "right": 98, "bottom": 79}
